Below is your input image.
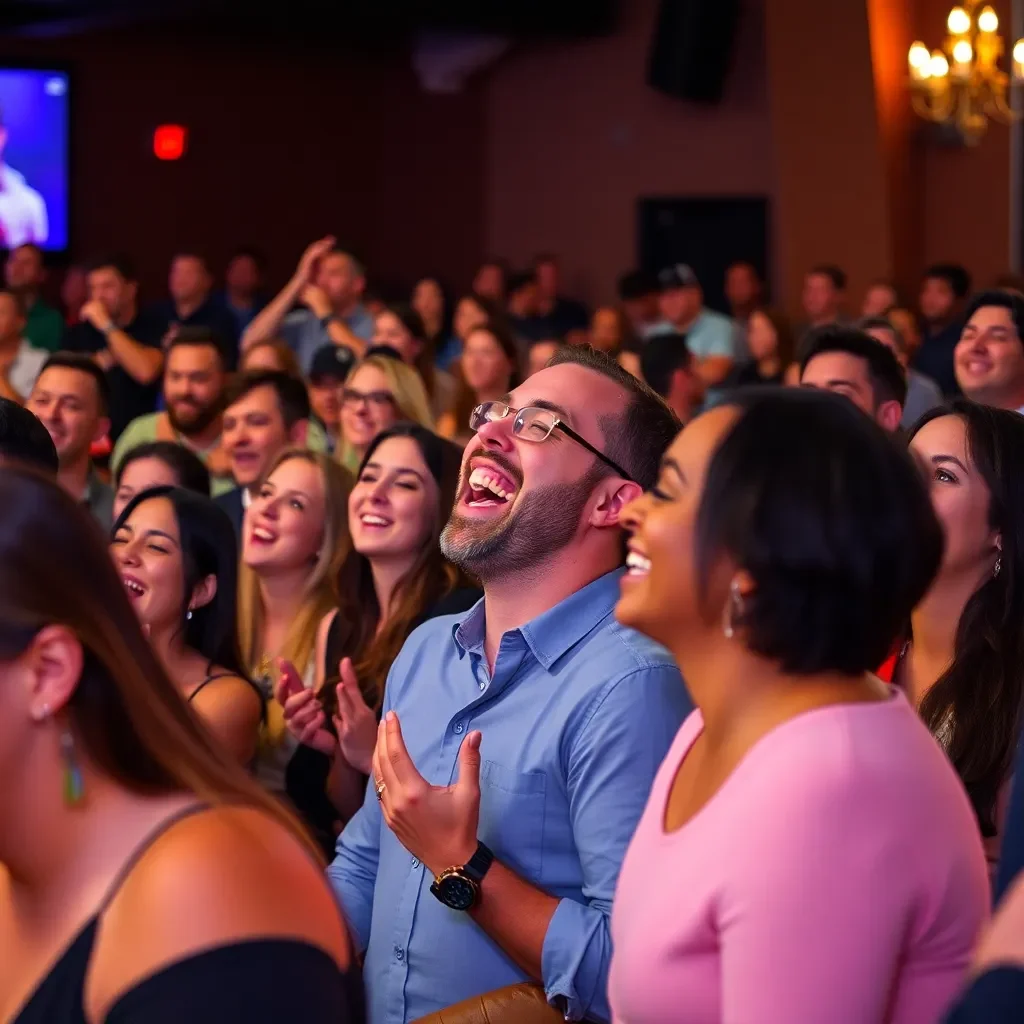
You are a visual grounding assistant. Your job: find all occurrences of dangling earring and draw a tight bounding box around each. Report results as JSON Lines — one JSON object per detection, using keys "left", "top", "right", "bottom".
{"left": 994, "top": 556, "right": 1002, "bottom": 579}
{"left": 722, "top": 579, "right": 744, "bottom": 639}
{"left": 186, "top": 608, "right": 193, "bottom": 621}
{"left": 61, "top": 726, "right": 84, "bottom": 806}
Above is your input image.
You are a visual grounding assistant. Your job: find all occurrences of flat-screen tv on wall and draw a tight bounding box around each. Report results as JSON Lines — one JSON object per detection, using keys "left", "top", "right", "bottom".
{"left": 0, "top": 67, "right": 70, "bottom": 254}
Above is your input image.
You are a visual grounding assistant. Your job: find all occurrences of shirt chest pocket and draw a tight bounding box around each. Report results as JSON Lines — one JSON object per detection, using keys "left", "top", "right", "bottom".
{"left": 477, "top": 759, "right": 547, "bottom": 880}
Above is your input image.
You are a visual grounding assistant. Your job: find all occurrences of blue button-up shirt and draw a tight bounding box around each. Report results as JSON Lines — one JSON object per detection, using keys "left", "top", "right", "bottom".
{"left": 328, "top": 569, "right": 690, "bottom": 1024}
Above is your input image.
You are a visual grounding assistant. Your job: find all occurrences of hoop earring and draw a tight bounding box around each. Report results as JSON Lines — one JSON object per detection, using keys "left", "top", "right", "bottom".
{"left": 722, "top": 579, "right": 744, "bottom": 639}
{"left": 61, "top": 727, "right": 84, "bottom": 806}
{"left": 994, "top": 556, "right": 1002, "bottom": 579}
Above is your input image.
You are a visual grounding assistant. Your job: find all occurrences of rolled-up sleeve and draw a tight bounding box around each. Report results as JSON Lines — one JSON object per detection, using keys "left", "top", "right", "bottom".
{"left": 541, "top": 665, "right": 690, "bottom": 1021}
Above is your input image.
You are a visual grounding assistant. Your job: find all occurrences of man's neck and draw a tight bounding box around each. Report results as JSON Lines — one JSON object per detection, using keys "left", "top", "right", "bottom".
{"left": 174, "top": 294, "right": 206, "bottom": 321}
{"left": 810, "top": 312, "right": 838, "bottom": 328}
{"left": 115, "top": 302, "right": 137, "bottom": 329}
{"left": 332, "top": 296, "right": 359, "bottom": 319}
{"left": 675, "top": 309, "right": 703, "bottom": 333}
{"left": 480, "top": 545, "right": 621, "bottom": 670}
{"left": 226, "top": 289, "right": 254, "bottom": 310}
{"left": 57, "top": 455, "right": 92, "bottom": 502}
{"left": 978, "top": 381, "right": 1024, "bottom": 413}
{"left": 173, "top": 413, "right": 222, "bottom": 452}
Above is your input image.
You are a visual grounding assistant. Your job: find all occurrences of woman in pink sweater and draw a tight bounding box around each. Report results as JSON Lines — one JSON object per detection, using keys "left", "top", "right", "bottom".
{"left": 609, "top": 388, "right": 990, "bottom": 1024}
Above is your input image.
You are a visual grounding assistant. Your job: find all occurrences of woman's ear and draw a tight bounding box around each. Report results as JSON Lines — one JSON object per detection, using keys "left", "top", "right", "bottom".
{"left": 189, "top": 574, "right": 218, "bottom": 614}
{"left": 22, "top": 625, "right": 84, "bottom": 721}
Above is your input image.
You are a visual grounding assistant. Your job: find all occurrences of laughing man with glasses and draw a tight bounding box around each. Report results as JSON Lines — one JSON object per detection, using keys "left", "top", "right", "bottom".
{"left": 329, "top": 345, "right": 690, "bottom": 1024}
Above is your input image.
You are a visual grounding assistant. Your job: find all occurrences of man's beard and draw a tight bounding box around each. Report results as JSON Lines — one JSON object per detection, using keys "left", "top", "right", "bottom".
{"left": 440, "top": 466, "right": 602, "bottom": 583}
{"left": 168, "top": 398, "right": 221, "bottom": 437}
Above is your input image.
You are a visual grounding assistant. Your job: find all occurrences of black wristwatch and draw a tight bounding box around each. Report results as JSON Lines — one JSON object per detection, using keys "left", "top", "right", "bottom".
{"left": 430, "top": 842, "right": 494, "bottom": 911}
{"left": 319, "top": 313, "right": 339, "bottom": 330}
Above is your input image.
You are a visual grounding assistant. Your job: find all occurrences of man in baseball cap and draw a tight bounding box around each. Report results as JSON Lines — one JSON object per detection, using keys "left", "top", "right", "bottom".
{"left": 651, "top": 263, "right": 740, "bottom": 408}
{"left": 307, "top": 343, "right": 354, "bottom": 453}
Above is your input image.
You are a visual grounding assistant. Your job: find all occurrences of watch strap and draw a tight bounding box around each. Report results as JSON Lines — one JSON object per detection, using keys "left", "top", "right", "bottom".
{"left": 462, "top": 841, "right": 493, "bottom": 885}
{"left": 319, "top": 313, "right": 339, "bottom": 330}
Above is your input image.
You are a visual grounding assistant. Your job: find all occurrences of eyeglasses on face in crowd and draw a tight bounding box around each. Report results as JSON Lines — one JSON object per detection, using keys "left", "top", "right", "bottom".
{"left": 341, "top": 387, "right": 396, "bottom": 409}
{"left": 469, "top": 401, "right": 635, "bottom": 482}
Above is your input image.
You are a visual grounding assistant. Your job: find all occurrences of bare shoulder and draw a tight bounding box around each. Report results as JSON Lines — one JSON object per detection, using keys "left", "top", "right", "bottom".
{"left": 193, "top": 672, "right": 262, "bottom": 714}
{"left": 87, "top": 805, "right": 349, "bottom": 1017}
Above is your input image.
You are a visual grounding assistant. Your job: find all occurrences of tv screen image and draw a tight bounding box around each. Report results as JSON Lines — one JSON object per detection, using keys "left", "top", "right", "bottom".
{"left": 0, "top": 68, "right": 69, "bottom": 252}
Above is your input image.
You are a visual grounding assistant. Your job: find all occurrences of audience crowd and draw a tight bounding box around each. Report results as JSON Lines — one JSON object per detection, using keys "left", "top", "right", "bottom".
{"left": 4, "top": 237, "right": 1024, "bottom": 1023}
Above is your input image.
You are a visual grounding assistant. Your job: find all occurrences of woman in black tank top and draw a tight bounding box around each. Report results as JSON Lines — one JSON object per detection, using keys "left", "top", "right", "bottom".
{"left": 0, "top": 467, "right": 363, "bottom": 1023}
{"left": 110, "top": 486, "right": 263, "bottom": 765}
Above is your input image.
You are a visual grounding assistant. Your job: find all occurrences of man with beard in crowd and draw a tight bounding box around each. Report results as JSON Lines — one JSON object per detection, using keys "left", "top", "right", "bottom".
{"left": 325, "top": 345, "right": 690, "bottom": 1024}
{"left": 110, "top": 326, "right": 233, "bottom": 495}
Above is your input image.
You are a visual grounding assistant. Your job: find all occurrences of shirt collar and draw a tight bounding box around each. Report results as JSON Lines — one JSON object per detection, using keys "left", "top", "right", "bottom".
{"left": 452, "top": 568, "right": 624, "bottom": 671}
{"left": 242, "top": 487, "right": 252, "bottom": 509}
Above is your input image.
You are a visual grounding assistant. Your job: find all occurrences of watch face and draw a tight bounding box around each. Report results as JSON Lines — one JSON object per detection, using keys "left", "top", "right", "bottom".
{"left": 439, "top": 873, "right": 477, "bottom": 911}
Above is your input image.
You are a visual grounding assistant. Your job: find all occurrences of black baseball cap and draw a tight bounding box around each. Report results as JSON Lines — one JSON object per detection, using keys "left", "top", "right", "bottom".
{"left": 308, "top": 344, "right": 355, "bottom": 383}
{"left": 658, "top": 264, "right": 700, "bottom": 291}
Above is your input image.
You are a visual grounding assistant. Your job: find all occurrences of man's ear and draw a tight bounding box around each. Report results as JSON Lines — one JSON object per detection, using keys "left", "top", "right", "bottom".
{"left": 289, "top": 418, "right": 310, "bottom": 447}
{"left": 877, "top": 400, "right": 903, "bottom": 433}
{"left": 589, "top": 480, "right": 643, "bottom": 529}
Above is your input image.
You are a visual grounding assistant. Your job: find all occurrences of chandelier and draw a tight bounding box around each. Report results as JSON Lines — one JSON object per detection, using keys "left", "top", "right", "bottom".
{"left": 907, "top": 2, "right": 1024, "bottom": 143}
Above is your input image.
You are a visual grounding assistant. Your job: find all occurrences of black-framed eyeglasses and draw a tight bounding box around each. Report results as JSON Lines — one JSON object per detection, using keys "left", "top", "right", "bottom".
{"left": 341, "top": 387, "right": 396, "bottom": 409}
{"left": 469, "top": 401, "right": 635, "bottom": 482}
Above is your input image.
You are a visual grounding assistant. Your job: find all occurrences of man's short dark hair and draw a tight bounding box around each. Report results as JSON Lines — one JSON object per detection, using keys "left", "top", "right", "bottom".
{"left": 224, "top": 370, "right": 310, "bottom": 429}
{"left": 799, "top": 325, "right": 907, "bottom": 408}
{"left": 171, "top": 251, "right": 209, "bottom": 271}
{"left": 617, "top": 269, "right": 659, "bottom": 302}
{"left": 0, "top": 399, "right": 58, "bottom": 473}
{"left": 230, "top": 245, "right": 266, "bottom": 270}
{"left": 808, "top": 264, "right": 847, "bottom": 291}
{"left": 38, "top": 352, "right": 112, "bottom": 417}
{"left": 547, "top": 345, "right": 680, "bottom": 490}
{"left": 698, "top": 387, "right": 942, "bottom": 675}
{"left": 86, "top": 253, "right": 136, "bottom": 282}
{"left": 639, "top": 332, "right": 692, "bottom": 399}
{"left": 0, "top": 288, "right": 26, "bottom": 317}
{"left": 925, "top": 263, "right": 972, "bottom": 299}
{"left": 167, "top": 325, "right": 227, "bottom": 367}
{"left": 11, "top": 242, "right": 44, "bottom": 265}
{"left": 507, "top": 271, "right": 537, "bottom": 297}
{"left": 963, "top": 289, "right": 1024, "bottom": 344}
{"left": 858, "top": 315, "right": 906, "bottom": 355}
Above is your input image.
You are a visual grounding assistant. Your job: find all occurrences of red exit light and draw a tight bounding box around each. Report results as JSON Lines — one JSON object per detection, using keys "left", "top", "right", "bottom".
{"left": 153, "top": 125, "right": 187, "bottom": 161}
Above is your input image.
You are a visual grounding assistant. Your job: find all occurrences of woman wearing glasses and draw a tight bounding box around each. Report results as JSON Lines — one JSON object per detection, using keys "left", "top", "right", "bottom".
{"left": 336, "top": 354, "right": 434, "bottom": 475}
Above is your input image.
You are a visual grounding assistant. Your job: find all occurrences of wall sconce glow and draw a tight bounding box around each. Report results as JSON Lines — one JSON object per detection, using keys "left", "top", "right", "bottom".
{"left": 930, "top": 51, "right": 950, "bottom": 78}
{"left": 947, "top": 6, "right": 971, "bottom": 35}
{"left": 978, "top": 6, "right": 999, "bottom": 33}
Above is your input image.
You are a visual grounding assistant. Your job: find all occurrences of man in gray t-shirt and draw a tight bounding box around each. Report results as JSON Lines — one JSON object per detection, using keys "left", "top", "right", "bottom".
{"left": 861, "top": 316, "right": 944, "bottom": 429}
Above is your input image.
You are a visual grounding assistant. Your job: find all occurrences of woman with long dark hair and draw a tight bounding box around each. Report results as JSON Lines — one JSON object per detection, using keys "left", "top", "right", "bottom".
{"left": 112, "top": 441, "right": 211, "bottom": 521}
{"left": 608, "top": 388, "right": 988, "bottom": 1022}
{"left": 893, "top": 400, "right": 1024, "bottom": 877}
{"left": 0, "top": 465, "right": 362, "bottom": 1023}
{"left": 111, "top": 487, "right": 262, "bottom": 765}
{"left": 277, "top": 424, "right": 478, "bottom": 837}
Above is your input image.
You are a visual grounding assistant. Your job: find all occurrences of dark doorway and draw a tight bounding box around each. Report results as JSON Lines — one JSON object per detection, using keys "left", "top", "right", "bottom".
{"left": 638, "top": 196, "right": 771, "bottom": 316}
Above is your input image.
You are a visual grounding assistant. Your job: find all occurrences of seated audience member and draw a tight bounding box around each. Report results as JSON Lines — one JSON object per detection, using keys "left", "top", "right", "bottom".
{"left": 0, "top": 396, "right": 57, "bottom": 471}
{"left": 60, "top": 265, "right": 87, "bottom": 328}
{"left": 329, "top": 346, "right": 688, "bottom": 1024}
{"left": 371, "top": 304, "right": 454, "bottom": 421}
{"left": 641, "top": 333, "right": 702, "bottom": 424}
{"left": 0, "top": 288, "right": 46, "bottom": 402}
{"left": 890, "top": 305, "right": 923, "bottom": 359}
{"left": 799, "top": 325, "right": 906, "bottom": 432}
{"left": 111, "top": 327, "right": 232, "bottom": 496}
{"left": 506, "top": 270, "right": 549, "bottom": 347}
{"left": 590, "top": 305, "right": 633, "bottom": 357}
{"left": 239, "top": 338, "right": 303, "bottom": 377}
{"left": 723, "top": 307, "right": 795, "bottom": 388}
{"left": 65, "top": 254, "right": 163, "bottom": 442}
{"left": 307, "top": 345, "right": 352, "bottom": 454}
{"left": 27, "top": 354, "right": 114, "bottom": 528}
{"left": 954, "top": 289, "right": 1024, "bottom": 413}
{"left": 526, "top": 338, "right": 562, "bottom": 378}
{"left": 862, "top": 278, "right": 899, "bottom": 318}
{"left": 801, "top": 263, "right": 848, "bottom": 331}
{"left": 618, "top": 268, "right": 662, "bottom": 339}
{"left": 220, "top": 246, "right": 266, "bottom": 336}
{"left": 916, "top": 263, "right": 972, "bottom": 397}
{"left": 411, "top": 276, "right": 455, "bottom": 370}
{"left": 337, "top": 354, "right": 433, "bottom": 476}
{"left": 861, "top": 316, "right": 944, "bottom": 427}
{"left": 241, "top": 236, "right": 374, "bottom": 374}
{"left": 5, "top": 242, "right": 63, "bottom": 352}
{"left": 472, "top": 258, "right": 507, "bottom": 303}
{"left": 653, "top": 264, "right": 739, "bottom": 407}
{"left": 279, "top": 425, "right": 479, "bottom": 849}
{"left": 112, "top": 487, "right": 263, "bottom": 764}
{"left": 113, "top": 440, "right": 210, "bottom": 521}
{"left": 617, "top": 340, "right": 644, "bottom": 380}
{"left": 881, "top": 402, "right": 1024, "bottom": 882}
{"left": 216, "top": 371, "right": 321, "bottom": 538}
{"left": 151, "top": 252, "right": 239, "bottom": 364}
{"left": 438, "top": 321, "right": 519, "bottom": 446}
{"left": 237, "top": 450, "right": 351, "bottom": 798}
{"left": 533, "top": 253, "right": 589, "bottom": 342}
{"left": 609, "top": 388, "right": 988, "bottom": 1024}
{"left": 445, "top": 292, "right": 507, "bottom": 372}
{"left": 724, "top": 260, "right": 763, "bottom": 326}
{"left": 0, "top": 466, "right": 361, "bottom": 1023}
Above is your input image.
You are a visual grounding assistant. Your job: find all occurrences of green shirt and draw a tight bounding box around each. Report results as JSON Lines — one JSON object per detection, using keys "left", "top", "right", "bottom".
{"left": 24, "top": 299, "right": 65, "bottom": 353}
{"left": 110, "top": 412, "right": 329, "bottom": 498}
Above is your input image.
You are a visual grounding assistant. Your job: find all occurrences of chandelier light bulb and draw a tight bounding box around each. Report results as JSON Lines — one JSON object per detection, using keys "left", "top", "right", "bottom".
{"left": 930, "top": 51, "right": 951, "bottom": 78}
{"left": 978, "top": 6, "right": 999, "bottom": 33}
{"left": 908, "top": 41, "right": 932, "bottom": 69}
{"left": 947, "top": 6, "right": 971, "bottom": 35}
{"left": 1015, "top": 39, "right": 1024, "bottom": 64}
{"left": 953, "top": 39, "right": 974, "bottom": 64}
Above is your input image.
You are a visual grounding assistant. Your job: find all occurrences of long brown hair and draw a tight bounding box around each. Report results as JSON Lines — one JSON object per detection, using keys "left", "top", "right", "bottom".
{"left": 449, "top": 320, "right": 520, "bottom": 443}
{"left": 325, "top": 424, "right": 468, "bottom": 710}
{"left": 0, "top": 463, "right": 319, "bottom": 856}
